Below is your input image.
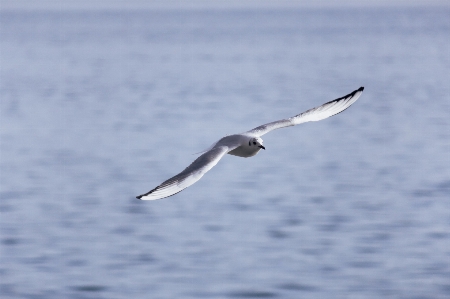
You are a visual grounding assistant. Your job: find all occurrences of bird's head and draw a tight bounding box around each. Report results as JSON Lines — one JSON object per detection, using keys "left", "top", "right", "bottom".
{"left": 249, "top": 137, "right": 265, "bottom": 150}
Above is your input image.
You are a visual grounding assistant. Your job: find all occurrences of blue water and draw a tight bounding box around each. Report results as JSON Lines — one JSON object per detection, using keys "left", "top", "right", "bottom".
{"left": 1, "top": 7, "right": 449, "bottom": 299}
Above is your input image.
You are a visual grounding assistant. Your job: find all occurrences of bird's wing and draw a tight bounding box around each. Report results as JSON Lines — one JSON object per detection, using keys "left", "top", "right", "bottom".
{"left": 246, "top": 87, "right": 364, "bottom": 137}
{"left": 137, "top": 145, "right": 233, "bottom": 200}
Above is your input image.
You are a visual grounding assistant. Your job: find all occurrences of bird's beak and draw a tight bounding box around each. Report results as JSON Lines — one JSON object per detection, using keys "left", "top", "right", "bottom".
{"left": 258, "top": 145, "right": 265, "bottom": 150}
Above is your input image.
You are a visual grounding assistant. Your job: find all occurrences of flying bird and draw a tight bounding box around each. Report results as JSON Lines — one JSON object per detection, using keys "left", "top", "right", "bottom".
{"left": 137, "top": 87, "right": 364, "bottom": 200}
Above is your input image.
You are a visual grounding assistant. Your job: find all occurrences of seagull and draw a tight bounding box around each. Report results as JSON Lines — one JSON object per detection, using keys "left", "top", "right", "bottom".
{"left": 137, "top": 87, "right": 364, "bottom": 200}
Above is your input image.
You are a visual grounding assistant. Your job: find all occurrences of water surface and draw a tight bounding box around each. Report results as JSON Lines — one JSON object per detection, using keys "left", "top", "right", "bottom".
{"left": 1, "top": 7, "right": 449, "bottom": 299}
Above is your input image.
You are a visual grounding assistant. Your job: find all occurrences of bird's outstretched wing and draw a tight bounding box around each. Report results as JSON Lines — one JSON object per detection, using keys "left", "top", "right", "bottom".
{"left": 246, "top": 87, "right": 364, "bottom": 137}
{"left": 137, "top": 146, "right": 232, "bottom": 200}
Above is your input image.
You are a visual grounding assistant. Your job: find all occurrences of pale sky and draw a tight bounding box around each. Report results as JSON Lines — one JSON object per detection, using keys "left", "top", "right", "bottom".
{"left": 1, "top": 0, "right": 449, "bottom": 11}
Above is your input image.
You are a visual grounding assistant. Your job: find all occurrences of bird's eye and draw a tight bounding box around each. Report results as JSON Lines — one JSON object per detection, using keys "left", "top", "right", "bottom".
{"left": 253, "top": 142, "right": 256, "bottom": 145}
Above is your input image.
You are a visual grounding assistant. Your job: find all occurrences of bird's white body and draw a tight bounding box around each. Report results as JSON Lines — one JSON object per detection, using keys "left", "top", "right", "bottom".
{"left": 212, "top": 135, "right": 264, "bottom": 158}
{"left": 137, "top": 87, "right": 364, "bottom": 200}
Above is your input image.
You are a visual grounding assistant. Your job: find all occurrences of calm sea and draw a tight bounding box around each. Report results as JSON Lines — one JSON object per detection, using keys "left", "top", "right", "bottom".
{"left": 1, "top": 7, "right": 449, "bottom": 299}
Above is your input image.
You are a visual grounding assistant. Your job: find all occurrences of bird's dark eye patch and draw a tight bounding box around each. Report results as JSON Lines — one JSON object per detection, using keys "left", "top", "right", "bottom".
{"left": 253, "top": 142, "right": 256, "bottom": 145}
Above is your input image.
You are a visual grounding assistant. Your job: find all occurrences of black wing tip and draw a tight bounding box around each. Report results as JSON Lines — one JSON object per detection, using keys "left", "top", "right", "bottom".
{"left": 344, "top": 86, "right": 364, "bottom": 99}
{"left": 325, "top": 86, "right": 364, "bottom": 105}
{"left": 351, "top": 86, "right": 364, "bottom": 96}
{"left": 136, "top": 186, "right": 158, "bottom": 200}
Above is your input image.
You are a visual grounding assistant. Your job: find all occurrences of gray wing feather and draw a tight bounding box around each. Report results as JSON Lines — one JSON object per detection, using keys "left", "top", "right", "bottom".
{"left": 137, "top": 146, "right": 231, "bottom": 200}
{"left": 245, "top": 119, "right": 294, "bottom": 137}
{"left": 246, "top": 87, "right": 364, "bottom": 137}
